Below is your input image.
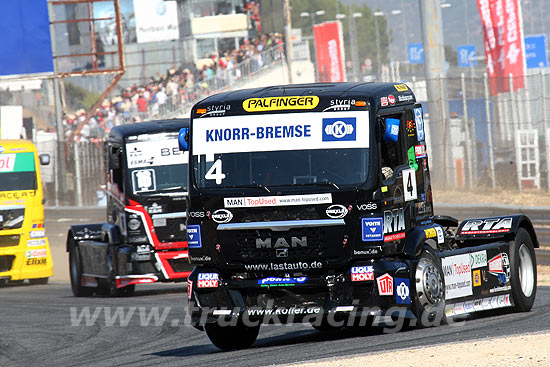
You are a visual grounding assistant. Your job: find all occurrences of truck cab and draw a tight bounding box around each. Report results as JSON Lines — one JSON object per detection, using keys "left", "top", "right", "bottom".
{"left": 183, "top": 83, "right": 537, "bottom": 350}
{"left": 67, "top": 119, "right": 193, "bottom": 296}
{"left": 0, "top": 139, "right": 53, "bottom": 285}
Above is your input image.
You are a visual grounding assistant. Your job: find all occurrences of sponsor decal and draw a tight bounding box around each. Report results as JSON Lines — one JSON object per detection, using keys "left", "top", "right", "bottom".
{"left": 424, "top": 228, "right": 437, "bottom": 239}
{"left": 354, "top": 247, "right": 381, "bottom": 256}
{"left": 384, "top": 232, "right": 405, "bottom": 242}
{"left": 464, "top": 301, "right": 475, "bottom": 313}
{"left": 244, "top": 261, "right": 322, "bottom": 271}
{"left": 488, "top": 253, "right": 511, "bottom": 285}
{"left": 490, "top": 285, "right": 512, "bottom": 293}
{"left": 147, "top": 203, "right": 163, "bottom": 214}
{"left": 211, "top": 209, "right": 233, "bottom": 224}
{"left": 473, "top": 299, "right": 484, "bottom": 312}
{"left": 361, "top": 217, "right": 383, "bottom": 242}
{"left": 224, "top": 193, "right": 332, "bottom": 208}
{"left": 246, "top": 306, "right": 321, "bottom": 316}
{"left": 193, "top": 112, "right": 370, "bottom": 155}
{"left": 394, "top": 83, "right": 409, "bottom": 91}
{"left": 414, "top": 145, "right": 426, "bottom": 158}
{"left": 32, "top": 223, "right": 44, "bottom": 229}
{"left": 323, "top": 98, "right": 360, "bottom": 111}
{"left": 453, "top": 302, "right": 466, "bottom": 315}
{"left": 460, "top": 217, "right": 513, "bottom": 235}
{"left": 197, "top": 273, "right": 218, "bottom": 288}
{"left": 201, "top": 104, "right": 231, "bottom": 117}
{"left": 406, "top": 120, "right": 416, "bottom": 136}
{"left": 322, "top": 117, "right": 356, "bottom": 141}
{"left": 470, "top": 250, "right": 488, "bottom": 269}
{"left": 258, "top": 276, "right": 307, "bottom": 287}
{"left": 351, "top": 266, "right": 374, "bottom": 282}
{"left": 381, "top": 96, "right": 388, "bottom": 106}
{"left": 126, "top": 135, "right": 188, "bottom": 169}
{"left": 188, "top": 211, "right": 205, "bottom": 218}
{"left": 435, "top": 226, "right": 444, "bottom": 244}
{"left": 403, "top": 168, "right": 418, "bottom": 201}
{"left": 326, "top": 204, "right": 348, "bottom": 219}
{"left": 388, "top": 95, "right": 396, "bottom": 105}
{"left": 356, "top": 203, "right": 377, "bottom": 211}
{"left": 473, "top": 269, "right": 482, "bottom": 287}
{"left": 384, "top": 118, "right": 400, "bottom": 142}
{"left": 414, "top": 107, "right": 425, "bottom": 141}
{"left": 395, "top": 278, "right": 411, "bottom": 304}
{"left": 256, "top": 236, "right": 307, "bottom": 249}
{"left": 442, "top": 253, "right": 473, "bottom": 299}
{"left": 187, "top": 225, "right": 202, "bottom": 248}
{"left": 26, "top": 257, "right": 47, "bottom": 265}
{"left": 242, "top": 96, "right": 319, "bottom": 112}
{"left": 29, "top": 230, "right": 45, "bottom": 239}
{"left": 377, "top": 273, "right": 394, "bottom": 296}
{"left": 276, "top": 248, "right": 288, "bottom": 258}
{"left": 383, "top": 208, "right": 405, "bottom": 239}
{"left": 25, "top": 249, "right": 47, "bottom": 259}
{"left": 398, "top": 94, "right": 414, "bottom": 102}
{"left": 27, "top": 239, "right": 46, "bottom": 247}
{"left": 189, "top": 255, "right": 212, "bottom": 262}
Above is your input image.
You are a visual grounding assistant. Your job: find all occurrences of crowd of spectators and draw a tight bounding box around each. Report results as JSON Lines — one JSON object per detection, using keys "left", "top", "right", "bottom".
{"left": 63, "top": 32, "right": 283, "bottom": 142}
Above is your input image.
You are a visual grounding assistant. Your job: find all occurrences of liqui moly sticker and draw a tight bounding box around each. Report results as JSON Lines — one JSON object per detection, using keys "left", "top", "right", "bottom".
{"left": 351, "top": 266, "right": 374, "bottom": 282}
{"left": 197, "top": 273, "right": 219, "bottom": 288}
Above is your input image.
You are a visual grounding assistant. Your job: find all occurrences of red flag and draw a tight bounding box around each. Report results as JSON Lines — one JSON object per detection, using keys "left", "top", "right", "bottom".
{"left": 477, "top": 0, "right": 525, "bottom": 95}
{"left": 313, "top": 21, "right": 346, "bottom": 82}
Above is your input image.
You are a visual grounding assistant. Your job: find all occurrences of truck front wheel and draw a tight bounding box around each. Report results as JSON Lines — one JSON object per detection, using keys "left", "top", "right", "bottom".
{"left": 413, "top": 247, "right": 445, "bottom": 327}
{"left": 204, "top": 321, "right": 260, "bottom": 350}
{"left": 69, "top": 241, "right": 94, "bottom": 297}
{"left": 510, "top": 228, "right": 537, "bottom": 312}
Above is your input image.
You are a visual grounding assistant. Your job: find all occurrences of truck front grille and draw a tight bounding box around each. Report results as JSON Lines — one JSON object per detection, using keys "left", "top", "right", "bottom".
{"left": 0, "top": 235, "right": 20, "bottom": 247}
{"left": 0, "top": 206, "right": 25, "bottom": 230}
{"left": 0, "top": 255, "right": 15, "bottom": 272}
{"left": 155, "top": 218, "right": 187, "bottom": 243}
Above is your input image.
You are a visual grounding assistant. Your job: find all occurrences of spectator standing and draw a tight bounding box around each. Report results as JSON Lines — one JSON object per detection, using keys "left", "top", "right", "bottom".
{"left": 136, "top": 93, "right": 148, "bottom": 120}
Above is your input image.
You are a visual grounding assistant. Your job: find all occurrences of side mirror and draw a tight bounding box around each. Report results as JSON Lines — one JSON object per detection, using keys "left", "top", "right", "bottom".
{"left": 179, "top": 128, "right": 189, "bottom": 151}
{"left": 109, "top": 147, "right": 120, "bottom": 170}
{"left": 39, "top": 154, "right": 50, "bottom": 166}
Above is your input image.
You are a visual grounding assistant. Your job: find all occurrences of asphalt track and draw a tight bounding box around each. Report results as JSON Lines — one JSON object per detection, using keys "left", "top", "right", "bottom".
{"left": 0, "top": 205, "right": 549, "bottom": 367}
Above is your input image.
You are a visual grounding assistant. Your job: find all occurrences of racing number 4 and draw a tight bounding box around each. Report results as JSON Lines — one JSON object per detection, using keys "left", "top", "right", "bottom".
{"left": 403, "top": 168, "right": 417, "bottom": 201}
{"left": 205, "top": 159, "right": 226, "bottom": 185}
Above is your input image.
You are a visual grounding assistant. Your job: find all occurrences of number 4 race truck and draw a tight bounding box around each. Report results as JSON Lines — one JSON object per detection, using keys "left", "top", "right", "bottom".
{"left": 181, "top": 82, "right": 538, "bottom": 350}
{"left": 66, "top": 119, "right": 194, "bottom": 296}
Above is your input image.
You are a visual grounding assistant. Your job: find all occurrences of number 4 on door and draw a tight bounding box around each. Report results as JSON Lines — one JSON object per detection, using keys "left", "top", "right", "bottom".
{"left": 403, "top": 168, "right": 417, "bottom": 202}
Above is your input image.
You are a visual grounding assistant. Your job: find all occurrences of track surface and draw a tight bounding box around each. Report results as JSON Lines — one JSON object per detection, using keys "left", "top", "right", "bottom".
{"left": 0, "top": 205, "right": 548, "bottom": 366}
{"left": 0, "top": 283, "right": 549, "bottom": 367}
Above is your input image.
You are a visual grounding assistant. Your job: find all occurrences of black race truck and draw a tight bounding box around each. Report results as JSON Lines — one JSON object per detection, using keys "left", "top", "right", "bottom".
{"left": 67, "top": 119, "right": 194, "bottom": 296}
{"left": 181, "top": 83, "right": 538, "bottom": 350}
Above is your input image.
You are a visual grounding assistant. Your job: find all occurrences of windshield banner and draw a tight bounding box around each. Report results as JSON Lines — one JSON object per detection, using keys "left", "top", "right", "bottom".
{"left": 127, "top": 137, "right": 188, "bottom": 169}
{"left": 0, "top": 152, "right": 35, "bottom": 172}
{"left": 192, "top": 111, "right": 369, "bottom": 155}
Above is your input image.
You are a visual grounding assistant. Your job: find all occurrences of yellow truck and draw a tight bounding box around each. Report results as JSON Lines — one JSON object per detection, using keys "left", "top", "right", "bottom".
{"left": 0, "top": 139, "right": 53, "bottom": 285}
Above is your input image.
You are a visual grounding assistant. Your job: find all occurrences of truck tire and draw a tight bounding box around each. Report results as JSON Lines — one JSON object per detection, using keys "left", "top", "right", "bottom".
{"left": 204, "top": 321, "right": 260, "bottom": 350}
{"left": 413, "top": 246, "right": 445, "bottom": 327}
{"left": 510, "top": 228, "right": 537, "bottom": 312}
{"left": 69, "top": 241, "right": 94, "bottom": 297}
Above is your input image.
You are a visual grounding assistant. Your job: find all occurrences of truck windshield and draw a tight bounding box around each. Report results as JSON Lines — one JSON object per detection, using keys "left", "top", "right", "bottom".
{"left": 0, "top": 152, "right": 37, "bottom": 191}
{"left": 191, "top": 111, "right": 370, "bottom": 190}
{"left": 125, "top": 132, "right": 188, "bottom": 194}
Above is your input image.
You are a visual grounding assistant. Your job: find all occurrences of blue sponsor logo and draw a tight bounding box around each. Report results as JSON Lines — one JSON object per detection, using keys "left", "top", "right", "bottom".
{"left": 322, "top": 117, "right": 356, "bottom": 141}
{"left": 384, "top": 118, "right": 400, "bottom": 142}
{"left": 414, "top": 107, "right": 424, "bottom": 141}
{"left": 395, "top": 278, "right": 411, "bottom": 304}
{"left": 187, "top": 225, "right": 202, "bottom": 248}
{"left": 258, "top": 276, "right": 307, "bottom": 286}
{"left": 361, "top": 217, "right": 383, "bottom": 242}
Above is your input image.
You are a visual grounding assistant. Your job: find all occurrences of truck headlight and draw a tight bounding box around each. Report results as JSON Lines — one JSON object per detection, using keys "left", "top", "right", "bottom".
{"left": 128, "top": 218, "right": 142, "bottom": 231}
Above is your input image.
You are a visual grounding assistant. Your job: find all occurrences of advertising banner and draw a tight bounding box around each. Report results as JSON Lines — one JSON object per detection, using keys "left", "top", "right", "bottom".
{"left": 133, "top": 0, "right": 179, "bottom": 43}
{"left": 477, "top": 0, "right": 526, "bottom": 95}
{"left": 524, "top": 34, "right": 548, "bottom": 69}
{"left": 313, "top": 21, "right": 346, "bottom": 82}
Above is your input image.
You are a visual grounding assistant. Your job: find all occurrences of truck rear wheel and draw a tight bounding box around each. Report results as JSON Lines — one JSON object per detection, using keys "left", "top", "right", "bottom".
{"left": 510, "top": 228, "right": 537, "bottom": 312}
{"left": 69, "top": 242, "right": 94, "bottom": 297}
{"left": 204, "top": 321, "right": 260, "bottom": 350}
{"left": 413, "top": 247, "right": 445, "bottom": 327}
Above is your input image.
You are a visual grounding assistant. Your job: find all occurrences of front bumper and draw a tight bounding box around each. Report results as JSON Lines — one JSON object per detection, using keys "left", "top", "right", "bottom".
{"left": 0, "top": 236, "right": 53, "bottom": 281}
{"left": 187, "top": 257, "right": 417, "bottom": 326}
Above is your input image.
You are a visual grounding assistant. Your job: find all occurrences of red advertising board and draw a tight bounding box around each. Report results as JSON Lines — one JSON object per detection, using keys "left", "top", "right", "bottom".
{"left": 313, "top": 21, "right": 346, "bottom": 82}
{"left": 476, "top": 0, "right": 525, "bottom": 95}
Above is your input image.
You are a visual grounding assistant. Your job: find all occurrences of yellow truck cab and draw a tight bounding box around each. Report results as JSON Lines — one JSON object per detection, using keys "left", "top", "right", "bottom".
{"left": 0, "top": 140, "right": 53, "bottom": 284}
